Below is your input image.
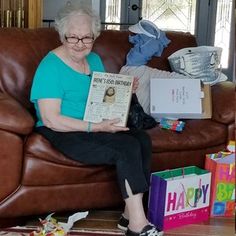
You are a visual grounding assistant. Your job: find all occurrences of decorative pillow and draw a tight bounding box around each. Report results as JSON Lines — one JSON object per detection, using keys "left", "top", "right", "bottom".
{"left": 168, "top": 46, "right": 227, "bottom": 85}
{"left": 119, "top": 65, "right": 187, "bottom": 114}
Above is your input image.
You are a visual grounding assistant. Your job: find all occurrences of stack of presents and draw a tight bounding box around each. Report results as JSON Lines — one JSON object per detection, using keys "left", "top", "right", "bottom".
{"left": 147, "top": 140, "right": 235, "bottom": 231}
{"left": 147, "top": 78, "right": 234, "bottom": 231}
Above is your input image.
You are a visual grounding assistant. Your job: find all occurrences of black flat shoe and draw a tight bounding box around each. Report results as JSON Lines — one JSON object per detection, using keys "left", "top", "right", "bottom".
{"left": 125, "top": 223, "right": 164, "bottom": 236}
{"left": 117, "top": 214, "right": 129, "bottom": 231}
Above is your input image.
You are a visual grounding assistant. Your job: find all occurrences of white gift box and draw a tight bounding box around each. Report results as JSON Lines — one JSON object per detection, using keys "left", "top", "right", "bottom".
{"left": 150, "top": 78, "right": 212, "bottom": 119}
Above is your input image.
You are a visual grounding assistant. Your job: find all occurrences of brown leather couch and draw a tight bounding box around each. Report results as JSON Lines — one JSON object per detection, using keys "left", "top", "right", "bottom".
{"left": 0, "top": 28, "right": 234, "bottom": 221}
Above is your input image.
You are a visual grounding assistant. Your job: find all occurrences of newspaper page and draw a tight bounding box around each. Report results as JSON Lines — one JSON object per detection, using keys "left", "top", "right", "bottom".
{"left": 84, "top": 72, "right": 134, "bottom": 127}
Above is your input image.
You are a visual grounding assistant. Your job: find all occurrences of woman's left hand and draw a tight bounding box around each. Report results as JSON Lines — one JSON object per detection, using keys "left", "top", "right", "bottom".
{"left": 132, "top": 77, "right": 139, "bottom": 93}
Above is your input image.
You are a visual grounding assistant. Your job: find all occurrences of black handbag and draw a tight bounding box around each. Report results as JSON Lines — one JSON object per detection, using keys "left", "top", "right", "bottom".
{"left": 127, "top": 93, "right": 157, "bottom": 130}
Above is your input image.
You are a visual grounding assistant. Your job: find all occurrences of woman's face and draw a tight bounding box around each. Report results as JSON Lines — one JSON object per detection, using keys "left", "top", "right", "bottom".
{"left": 64, "top": 15, "right": 94, "bottom": 61}
{"left": 107, "top": 87, "right": 115, "bottom": 96}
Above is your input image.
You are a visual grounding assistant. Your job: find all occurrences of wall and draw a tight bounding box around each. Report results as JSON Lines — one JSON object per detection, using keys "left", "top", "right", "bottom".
{"left": 43, "top": 0, "right": 100, "bottom": 27}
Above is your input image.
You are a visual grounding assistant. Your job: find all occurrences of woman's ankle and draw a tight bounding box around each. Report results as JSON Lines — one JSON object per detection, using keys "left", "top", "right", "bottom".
{"left": 122, "top": 213, "right": 129, "bottom": 220}
{"left": 128, "top": 219, "right": 149, "bottom": 233}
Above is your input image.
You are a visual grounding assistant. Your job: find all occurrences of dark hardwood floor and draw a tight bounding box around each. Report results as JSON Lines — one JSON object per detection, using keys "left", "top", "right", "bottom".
{"left": 1, "top": 210, "right": 235, "bottom": 235}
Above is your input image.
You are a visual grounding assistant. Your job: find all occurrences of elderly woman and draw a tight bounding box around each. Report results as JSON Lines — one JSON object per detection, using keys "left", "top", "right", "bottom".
{"left": 30, "top": 4, "right": 162, "bottom": 236}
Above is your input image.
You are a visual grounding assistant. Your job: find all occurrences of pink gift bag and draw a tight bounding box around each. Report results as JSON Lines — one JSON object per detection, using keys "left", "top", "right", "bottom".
{"left": 205, "top": 152, "right": 235, "bottom": 217}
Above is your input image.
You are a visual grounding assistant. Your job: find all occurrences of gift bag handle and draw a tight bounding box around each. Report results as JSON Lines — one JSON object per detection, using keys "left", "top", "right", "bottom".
{"left": 167, "top": 168, "right": 202, "bottom": 207}
{"left": 181, "top": 178, "right": 202, "bottom": 208}
{"left": 169, "top": 167, "right": 185, "bottom": 180}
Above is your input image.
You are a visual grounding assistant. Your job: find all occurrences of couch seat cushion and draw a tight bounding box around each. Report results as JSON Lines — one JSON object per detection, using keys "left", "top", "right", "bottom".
{"left": 147, "top": 120, "right": 227, "bottom": 152}
{"left": 23, "top": 133, "right": 117, "bottom": 186}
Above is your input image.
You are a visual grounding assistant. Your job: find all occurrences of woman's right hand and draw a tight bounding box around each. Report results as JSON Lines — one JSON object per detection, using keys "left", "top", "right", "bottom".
{"left": 96, "top": 118, "right": 129, "bottom": 133}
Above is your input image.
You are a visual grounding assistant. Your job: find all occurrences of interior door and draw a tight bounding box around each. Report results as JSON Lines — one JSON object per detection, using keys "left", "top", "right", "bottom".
{"left": 100, "top": 0, "right": 140, "bottom": 29}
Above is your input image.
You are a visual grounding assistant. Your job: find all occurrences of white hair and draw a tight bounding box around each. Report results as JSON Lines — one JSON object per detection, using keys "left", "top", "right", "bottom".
{"left": 54, "top": 3, "right": 101, "bottom": 42}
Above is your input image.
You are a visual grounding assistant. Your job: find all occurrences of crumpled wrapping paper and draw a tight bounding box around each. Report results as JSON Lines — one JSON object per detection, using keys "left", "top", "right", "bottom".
{"left": 30, "top": 211, "right": 89, "bottom": 236}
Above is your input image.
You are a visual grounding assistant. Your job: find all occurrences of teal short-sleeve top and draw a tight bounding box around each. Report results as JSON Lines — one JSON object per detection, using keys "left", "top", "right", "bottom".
{"left": 30, "top": 51, "right": 105, "bottom": 127}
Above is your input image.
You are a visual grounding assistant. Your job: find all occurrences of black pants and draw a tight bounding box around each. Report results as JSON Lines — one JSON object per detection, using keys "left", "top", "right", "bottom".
{"left": 36, "top": 126, "right": 152, "bottom": 199}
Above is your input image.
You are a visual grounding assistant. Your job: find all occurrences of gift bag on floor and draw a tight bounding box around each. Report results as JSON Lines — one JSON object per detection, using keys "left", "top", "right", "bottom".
{"left": 205, "top": 144, "right": 235, "bottom": 217}
{"left": 147, "top": 166, "right": 211, "bottom": 231}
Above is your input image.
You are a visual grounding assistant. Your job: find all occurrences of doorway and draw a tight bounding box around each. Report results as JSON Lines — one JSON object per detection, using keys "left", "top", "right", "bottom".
{"left": 100, "top": 0, "right": 234, "bottom": 79}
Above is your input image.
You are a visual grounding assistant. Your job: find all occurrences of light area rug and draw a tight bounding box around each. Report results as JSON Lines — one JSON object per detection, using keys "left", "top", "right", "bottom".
{"left": 0, "top": 210, "right": 124, "bottom": 236}
{"left": 0, "top": 227, "right": 124, "bottom": 236}
{"left": 0, "top": 230, "right": 123, "bottom": 236}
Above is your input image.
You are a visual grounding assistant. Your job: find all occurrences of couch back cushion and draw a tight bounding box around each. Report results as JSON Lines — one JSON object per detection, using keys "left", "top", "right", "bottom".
{"left": 0, "top": 28, "right": 61, "bottom": 110}
{"left": 95, "top": 30, "right": 197, "bottom": 73}
{"left": 0, "top": 28, "right": 197, "bottom": 111}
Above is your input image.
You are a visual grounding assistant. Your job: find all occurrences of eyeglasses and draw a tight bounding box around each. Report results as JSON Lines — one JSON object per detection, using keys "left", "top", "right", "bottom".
{"left": 65, "top": 35, "right": 94, "bottom": 44}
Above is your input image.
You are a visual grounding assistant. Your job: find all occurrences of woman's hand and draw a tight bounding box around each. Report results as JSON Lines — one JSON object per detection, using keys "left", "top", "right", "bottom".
{"left": 95, "top": 118, "right": 129, "bottom": 133}
{"left": 132, "top": 77, "right": 139, "bottom": 93}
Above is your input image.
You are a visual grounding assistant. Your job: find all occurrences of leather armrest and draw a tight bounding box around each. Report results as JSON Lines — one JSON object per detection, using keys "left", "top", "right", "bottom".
{"left": 0, "top": 93, "right": 35, "bottom": 135}
{"left": 211, "top": 81, "right": 235, "bottom": 124}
